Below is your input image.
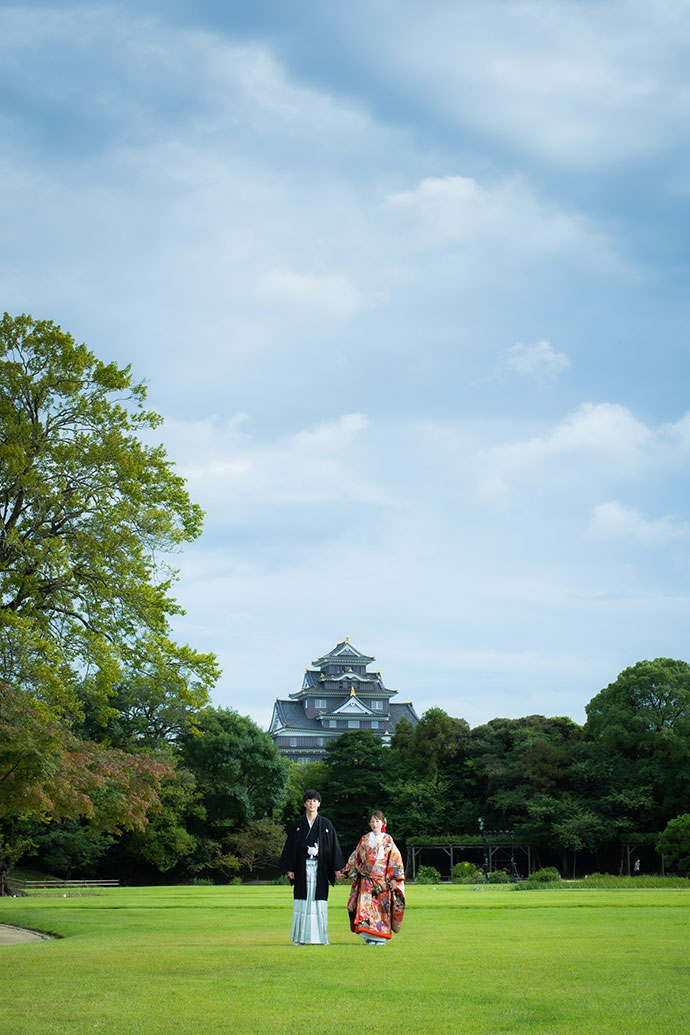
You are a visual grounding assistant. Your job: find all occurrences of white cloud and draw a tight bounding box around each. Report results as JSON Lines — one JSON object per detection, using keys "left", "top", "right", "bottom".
{"left": 359, "top": 0, "right": 690, "bottom": 167}
{"left": 382, "top": 175, "right": 610, "bottom": 262}
{"left": 502, "top": 340, "right": 570, "bottom": 383}
{"left": 159, "top": 411, "right": 384, "bottom": 512}
{"left": 481, "top": 403, "right": 653, "bottom": 492}
{"left": 589, "top": 501, "right": 690, "bottom": 546}
{"left": 259, "top": 270, "right": 371, "bottom": 319}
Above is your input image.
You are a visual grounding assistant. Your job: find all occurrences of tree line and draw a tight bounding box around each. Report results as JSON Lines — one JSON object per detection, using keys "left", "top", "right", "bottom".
{"left": 309, "top": 655, "right": 690, "bottom": 877}
{"left": 1, "top": 315, "right": 689, "bottom": 887}
{"left": 6, "top": 656, "right": 690, "bottom": 883}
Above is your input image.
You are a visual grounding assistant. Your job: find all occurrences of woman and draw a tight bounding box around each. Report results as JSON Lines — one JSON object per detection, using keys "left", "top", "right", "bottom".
{"left": 341, "top": 810, "right": 405, "bottom": 945}
{"left": 279, "top": 790, "right": 344, "bottom": 945}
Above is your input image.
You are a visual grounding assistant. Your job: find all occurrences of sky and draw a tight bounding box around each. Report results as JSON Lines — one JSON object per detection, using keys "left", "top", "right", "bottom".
{"left": 2, "top": 0, "right": 690, "bottom": 730}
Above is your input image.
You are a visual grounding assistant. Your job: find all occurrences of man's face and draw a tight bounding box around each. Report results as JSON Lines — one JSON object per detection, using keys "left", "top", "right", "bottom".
{"left": 304, "top": 797, "right": 321, "bottom": 813}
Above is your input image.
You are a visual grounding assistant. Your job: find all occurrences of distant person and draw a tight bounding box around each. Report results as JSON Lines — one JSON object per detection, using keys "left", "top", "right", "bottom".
{"left": 339, "top": 810, "right": 405, "bottom": 945}
{"left": 634, "top": 858, "right": 641, "bottom": 875}
{"left": 279, "top": 790, "right": 344, "bottom": 945}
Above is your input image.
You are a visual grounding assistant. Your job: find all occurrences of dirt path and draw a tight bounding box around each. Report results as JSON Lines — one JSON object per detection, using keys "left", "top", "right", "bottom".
{"left": 0, "top": 924, "right": 52, "bottom": 944}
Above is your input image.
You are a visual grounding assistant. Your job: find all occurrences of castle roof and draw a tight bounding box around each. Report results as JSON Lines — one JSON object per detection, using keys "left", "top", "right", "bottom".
{"left": 312, "top": 638, "right": 375, "bottom": 667}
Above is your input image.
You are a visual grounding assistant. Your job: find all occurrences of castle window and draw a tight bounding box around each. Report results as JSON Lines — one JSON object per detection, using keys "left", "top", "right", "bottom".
{"left": 348, "top": 720, "right": 359, "bottom": 729}
{"left": 372, "top": 700, "right": 384, "bottom": 710}
{"left": 290, "top": 737, "right": 297, "bottom": 747}
{"left": 314, "top": 698, "right": 327, "bottom": 709}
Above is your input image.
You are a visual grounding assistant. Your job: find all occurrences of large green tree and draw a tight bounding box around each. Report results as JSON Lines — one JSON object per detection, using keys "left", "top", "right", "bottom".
{"left": 0, "top": 314, "right": 219, "bottom": 873}
{"left": 178, "top": 707, "right": 288, "bottom": 880}
{"left": 585, "top": 658, "right": 690, "bottom": 757}
{"left": 0, "top": 313, "right": 218, "bottom": 721}
{"left": 322, "top": 730, "right": 388, "bottom": 851}
{"left": 584, "top": 658, "right": 690, "bottom": 832}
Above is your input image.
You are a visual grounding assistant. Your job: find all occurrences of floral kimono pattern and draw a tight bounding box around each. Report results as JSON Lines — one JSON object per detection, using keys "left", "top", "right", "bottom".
{"left": 345, "top": 832, "right": 405, "bottom": 940}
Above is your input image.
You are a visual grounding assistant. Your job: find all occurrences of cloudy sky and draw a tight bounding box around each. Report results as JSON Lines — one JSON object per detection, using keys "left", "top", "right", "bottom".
{"left": 3, "top": 0, "right": 690, "bottom": 730}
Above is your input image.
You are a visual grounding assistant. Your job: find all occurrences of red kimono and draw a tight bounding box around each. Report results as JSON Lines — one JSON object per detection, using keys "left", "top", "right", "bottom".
{"left": 345, "top": 831, "right": 405, "bottom": 941}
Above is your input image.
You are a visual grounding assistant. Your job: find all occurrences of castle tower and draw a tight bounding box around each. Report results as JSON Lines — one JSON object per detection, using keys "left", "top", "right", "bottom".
{"left": 268, "top": 639, "right": 419, "bottom": 763}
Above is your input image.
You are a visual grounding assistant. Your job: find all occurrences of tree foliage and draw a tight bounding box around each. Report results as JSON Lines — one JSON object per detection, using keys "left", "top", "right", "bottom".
{"left": 225, "top": 817, "right": 287, "bottom": 875}
{"left": 0, "top": 313, "right": 219, "bottom": 728}
{"left": 585, "top": 658, "right": 690, "bottom": 757}
{"left": 173, "top": 707, "right": 288, "bottom": 881}
{"left": 656, "top": 814, "right": 690, "bottom": 875}
{"left": 322, "top": 730, "right": 387, "bottom": 851}
{"left": 0, "top": 314, "right": 219, "bottom": 877}
{"left": 0, "top": 681, "right": 169, "bottom": 833}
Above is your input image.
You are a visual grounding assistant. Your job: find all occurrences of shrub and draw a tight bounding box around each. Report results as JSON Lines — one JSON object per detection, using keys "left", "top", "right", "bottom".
{"left": 452, "top": 861, "right": 483, "bottom": 884}
{"left": 529, "top": 867, "right": 561, "bottom": 883}
{"left": 657, "top": 814, "right": 690, "bottom": 875}
{"left": 486, "top": 870, "right": 510, "bottom": 883}
{"left": 416, "top": 865, "right": 442, "bottom": 884}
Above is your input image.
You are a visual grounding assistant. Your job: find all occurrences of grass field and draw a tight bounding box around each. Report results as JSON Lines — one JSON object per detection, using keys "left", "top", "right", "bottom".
{"left": 1, "top": 884, "right": 688, "bottom": 1034}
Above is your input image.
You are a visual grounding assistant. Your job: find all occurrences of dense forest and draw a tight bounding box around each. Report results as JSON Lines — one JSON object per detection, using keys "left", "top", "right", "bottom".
{"left": 4, "top": 655, "right": 690, "bottom": 884}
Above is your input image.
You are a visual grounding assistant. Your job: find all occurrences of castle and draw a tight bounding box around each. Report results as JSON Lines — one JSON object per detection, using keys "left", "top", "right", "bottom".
{"left": 268, "top": 638, "right": 420, "bottom": 763}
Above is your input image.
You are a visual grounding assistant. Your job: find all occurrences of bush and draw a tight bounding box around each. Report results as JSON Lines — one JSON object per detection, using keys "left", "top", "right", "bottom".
{"left": 486, "top": 870, "right": 510, "bottom": 883}
{"left": 452, "top": 861, "right": 483, "bottom": 884}
{"left": 657, "top": 814, "right": 690, "bottom": 875}
{"left": 529, "top": 867, "right": 561, "bottom": 883}
{"left": 416, "top": 865, "right": 442, "bottom": 884}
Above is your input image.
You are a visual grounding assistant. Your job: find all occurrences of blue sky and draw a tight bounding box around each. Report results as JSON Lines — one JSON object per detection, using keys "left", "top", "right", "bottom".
{"left": 3, "top": 0, "right": 690, "bottom": 729}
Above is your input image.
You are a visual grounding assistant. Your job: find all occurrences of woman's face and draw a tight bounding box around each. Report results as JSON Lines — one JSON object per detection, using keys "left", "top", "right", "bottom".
{"left": 369, "top": 815, "right": 384, "bottom": 835}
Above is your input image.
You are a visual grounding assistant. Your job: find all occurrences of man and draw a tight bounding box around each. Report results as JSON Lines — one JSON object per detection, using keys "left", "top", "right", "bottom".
{"left": 279, "top": 790, "right": 345, "bottom": 944}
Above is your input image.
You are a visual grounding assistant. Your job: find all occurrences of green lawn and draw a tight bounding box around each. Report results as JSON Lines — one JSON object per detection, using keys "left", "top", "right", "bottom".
{"left": 1, "top": 884, "right": 688, "bottom": 1034}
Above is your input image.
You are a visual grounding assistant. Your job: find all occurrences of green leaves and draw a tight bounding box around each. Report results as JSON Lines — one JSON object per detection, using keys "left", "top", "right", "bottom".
{"left": 0, "top": 314, "right": 218, "bottom": 858}
{"left": 656, "top": 814, "right": 690, "bottom": 875}
{"left": 585, "top": 658, "right": 690, "bottom": 754}
{"left": 0, "top": 313, "right": 216, "bottom": 721}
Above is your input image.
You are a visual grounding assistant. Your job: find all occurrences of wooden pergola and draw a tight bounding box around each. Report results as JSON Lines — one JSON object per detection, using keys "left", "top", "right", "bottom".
{"left": 406, "top": 837, "right": 532, "bottom": 881}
